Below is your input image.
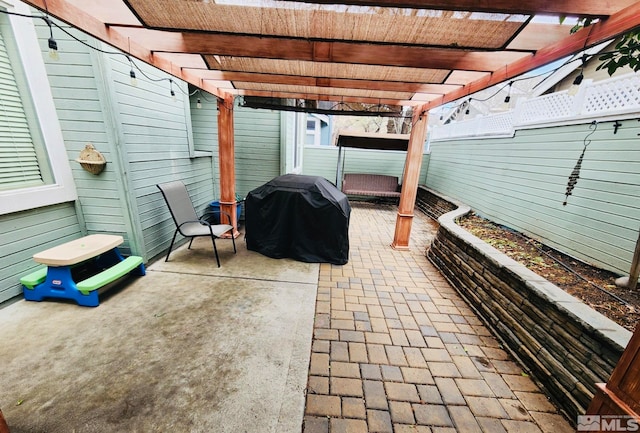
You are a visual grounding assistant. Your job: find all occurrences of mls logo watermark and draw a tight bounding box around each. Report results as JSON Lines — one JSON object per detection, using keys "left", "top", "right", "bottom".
{"left": 578, "top": 415, "right": 639, "bottom": 432}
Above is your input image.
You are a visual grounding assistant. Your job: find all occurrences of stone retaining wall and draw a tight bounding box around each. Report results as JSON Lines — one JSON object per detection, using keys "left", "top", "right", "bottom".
{"left": 416, "top": 186, "right": 457, "bottom": 220}
{"left": 419, "top": 187, "right": 631, "bottom": 421}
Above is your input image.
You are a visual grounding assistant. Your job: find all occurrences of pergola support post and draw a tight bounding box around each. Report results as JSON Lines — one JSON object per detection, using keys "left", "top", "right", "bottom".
{"left": 217, "top": 93, "right": 240, "bottom": 238}
{"left": 587, "top": 324, "right": 640, "bottom": 426}
{"left": 391, "top": 106, "right": 428, "bottom": 250}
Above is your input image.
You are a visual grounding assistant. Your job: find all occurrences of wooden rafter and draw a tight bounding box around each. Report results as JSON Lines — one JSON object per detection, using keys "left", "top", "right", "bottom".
{"left": 189, "top": 70, "right": 462, "bottom": 94}
{"left": 110, "top": 28, "right": 533, "bottom": 72}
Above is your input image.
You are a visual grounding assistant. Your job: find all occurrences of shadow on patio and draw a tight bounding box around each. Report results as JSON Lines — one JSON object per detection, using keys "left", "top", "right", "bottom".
{"left": 0, "top": 202, "right": 573, "bottom": 432}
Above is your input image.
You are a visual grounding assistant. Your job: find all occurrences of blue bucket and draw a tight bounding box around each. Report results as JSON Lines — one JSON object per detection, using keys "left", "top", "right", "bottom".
{"left": 210, "top": 200, "right": 242, "bottom": 224}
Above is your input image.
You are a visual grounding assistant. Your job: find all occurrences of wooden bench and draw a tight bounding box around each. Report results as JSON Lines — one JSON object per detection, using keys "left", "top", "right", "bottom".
{"left": 20, "top": 234, "right": 145, "bottom": 307}
{"left": 341, "top": 173, "right": 401, "bottom": 198}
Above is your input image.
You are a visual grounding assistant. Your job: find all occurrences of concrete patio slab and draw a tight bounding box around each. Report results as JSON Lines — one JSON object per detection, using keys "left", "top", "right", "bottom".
{"left": 151, "top": 236, "right": 319, "bottom": 285}
{"left": 0, "top": 239, "right": 317, "bottom": 433}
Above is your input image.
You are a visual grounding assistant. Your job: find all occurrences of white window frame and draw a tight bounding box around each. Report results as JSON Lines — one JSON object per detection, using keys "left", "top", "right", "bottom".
{"left": 0, "top": 0, "right": 76, "bottom": 215}
{"left": 305, "top": 115, "right": 321, "bottom": 146}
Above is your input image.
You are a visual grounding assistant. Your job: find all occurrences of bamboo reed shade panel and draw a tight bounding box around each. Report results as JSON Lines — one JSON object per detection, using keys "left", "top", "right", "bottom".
{"left": 126, "top": 1, "right": 527, "bottom": 48}
{"left": 234, "top": 82, "right": 412, "bottom": 100}
{"left": 204, "top": 57, "right": 450, "bottom": 84}
{"left": 445, "top": 70, "right": 492, "bottom": 85}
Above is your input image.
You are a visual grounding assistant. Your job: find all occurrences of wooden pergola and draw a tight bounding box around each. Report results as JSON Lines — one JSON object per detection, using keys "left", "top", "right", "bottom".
{"left": 16, "top": 0, "right": 640, "bottom": 422}
{"left": 19, "top": 0, "right": 640, "bottom": 247}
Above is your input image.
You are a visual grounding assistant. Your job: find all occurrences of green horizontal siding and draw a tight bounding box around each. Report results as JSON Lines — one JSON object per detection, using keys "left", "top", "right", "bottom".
{"left": 427, "top": 119, "right": 640, "bottom": 275}
{"left": 0, "top": 203, "right": 82, "bottom": 303}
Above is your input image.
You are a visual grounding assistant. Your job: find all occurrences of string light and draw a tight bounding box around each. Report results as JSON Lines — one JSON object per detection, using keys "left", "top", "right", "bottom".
{"left": 43, "top": 17, "right": 58, "bottom": 61}
{"left": 169, "top": 79, "right": 176, "bottom": 101}
{"left": 127, "top": 56, "right": 138, "bottom": 87}
{"left": 502, "top": 81, "right": 513, "bottom": 110}
{"left": 196, "top": 98, "right": 202, "bottom": 109}
{"left": 568, "top": 54, "right": 588, "bottom": 96}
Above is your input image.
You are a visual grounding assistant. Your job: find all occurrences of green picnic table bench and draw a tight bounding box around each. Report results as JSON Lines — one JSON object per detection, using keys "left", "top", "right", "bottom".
{"left": 20, "top": 234, "right": 145, "bottom": 307}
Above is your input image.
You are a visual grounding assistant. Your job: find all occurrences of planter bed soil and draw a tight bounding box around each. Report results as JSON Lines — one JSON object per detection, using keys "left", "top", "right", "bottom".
{"left": 457, "top": 212, "right": 639, "bottom": 332}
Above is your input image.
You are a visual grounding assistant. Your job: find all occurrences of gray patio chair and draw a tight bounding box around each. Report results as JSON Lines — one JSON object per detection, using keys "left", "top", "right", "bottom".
{"left": 157, "top": 181, "right": 236, "bottom": 267}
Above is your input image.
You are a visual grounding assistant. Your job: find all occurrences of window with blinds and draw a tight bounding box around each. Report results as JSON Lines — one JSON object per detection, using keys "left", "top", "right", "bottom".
{"left": 0, "top": 22, "right": 43, "bottom": 191}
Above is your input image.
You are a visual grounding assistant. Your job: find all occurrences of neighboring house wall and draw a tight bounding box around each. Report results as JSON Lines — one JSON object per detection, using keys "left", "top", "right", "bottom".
{"left": 426, "top": 119, "right": 640, "bottom": 276}
{"left": 1, "top": 11, "right": 240, "bottom": 304}
{"left": 234, "top": 106, "right": 284, "bottom": 196}
{"left": 0, "top": 7, "right": 288, "bottom": 305}
{"left": 302, "top": 146, "right": 430, "bottom": 188}
{"left": 553, "top": 39, "right": 636, "bottom": 94}
{"left": 34, "top": 20, "right": 217, "bottom": 265}
{"left": 101, "top": 53, "right": 215, "bottom": 262}
{"left": 1, "top": 204, "right": 82, "bottom": 303}
{"left": 0, "top": 6, "right": 84, "bottom": 304}
{"left": 39, "top": 25, "right": 133, "bottom": 251}
{"left": 280, "top": 111, "right": 298, "bottom": 175}
{"left": 320, "top": 121, "right": 331, "bottom": 145}
{"left": 189, "top": 99, "right": 284, "bottom": 199}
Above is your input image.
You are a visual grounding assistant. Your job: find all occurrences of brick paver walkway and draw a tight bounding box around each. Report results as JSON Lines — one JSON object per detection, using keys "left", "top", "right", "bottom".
{"left": 303, "top": 202, "right": 574, "bottom": 433}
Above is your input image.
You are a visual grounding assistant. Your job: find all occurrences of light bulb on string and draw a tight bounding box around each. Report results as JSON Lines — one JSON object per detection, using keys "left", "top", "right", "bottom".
{"left": 196, "top": 98, "right": 202, "bottom": 109}
{"left": 568, "top": 54, "right": 588, "bottom": 96}
{"left": 169, "top": 79, "right": 176, "bottom": 102}
{"left": 43, "top": 17, "right": 59, "bottom": 61}
{"left": 48, "top": 36, "right": 59, "bottom": 61}
{"left": 502, "top": 81, "right": 513, "bottom": 110}
{"left": 568, "top": 73, "right": 584, "bottom": 96}
{"left": 127, "top": 56, "right": 137, "bottom": 87}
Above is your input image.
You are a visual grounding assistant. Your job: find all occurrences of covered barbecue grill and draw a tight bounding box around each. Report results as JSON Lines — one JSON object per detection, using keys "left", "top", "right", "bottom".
{"left": 245, "top": 174, "right": 351, "bottom": 265}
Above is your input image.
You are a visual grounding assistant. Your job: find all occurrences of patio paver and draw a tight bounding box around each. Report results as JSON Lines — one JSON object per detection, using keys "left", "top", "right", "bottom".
{"left": 303, "top": 202, "right": 574, "bottom": 433}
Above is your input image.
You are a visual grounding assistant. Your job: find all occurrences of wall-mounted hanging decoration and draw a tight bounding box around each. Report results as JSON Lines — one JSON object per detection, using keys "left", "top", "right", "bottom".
{"left": 76, "top": 143, "right": 106, "bottom": 175}
{"left": 563, "top": 121, "right": 597, "bottom": 206}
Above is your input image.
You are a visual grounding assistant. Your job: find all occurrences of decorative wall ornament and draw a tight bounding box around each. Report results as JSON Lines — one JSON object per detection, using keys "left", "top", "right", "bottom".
{"left": 563, "top": 120, "right": 598, "bottom": 205}
{"left": 76, "top": 143, "right": 107, "bottom": 175}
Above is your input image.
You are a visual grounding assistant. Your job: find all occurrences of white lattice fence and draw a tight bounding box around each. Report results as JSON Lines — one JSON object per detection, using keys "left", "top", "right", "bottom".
{"left": 582, "top": 74, "right": 640, "bottom": 116}
{"left": 430, "top": 72, "right": 640, "bottom": 141}
{"left": 515, "top": 92, "right": 574, "bottom": 125}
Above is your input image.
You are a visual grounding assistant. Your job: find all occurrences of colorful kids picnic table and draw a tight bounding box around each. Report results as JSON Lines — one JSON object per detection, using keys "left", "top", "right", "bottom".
{"left": 20, "top": 234, "right": 145, "bottom": 307}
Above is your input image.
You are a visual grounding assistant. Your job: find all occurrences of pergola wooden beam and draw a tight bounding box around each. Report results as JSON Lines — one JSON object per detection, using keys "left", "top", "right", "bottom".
{"left": 233, "top": 90, "right": 421, "bottom": 107}
{"left": 283, "top": 0, "right": 638, "bottom": 17}
{"left": 111, "top": 28, "right": 531, "bottom": 72}
{"left": 191, "top": 70, "right": 461, "bottom": 94}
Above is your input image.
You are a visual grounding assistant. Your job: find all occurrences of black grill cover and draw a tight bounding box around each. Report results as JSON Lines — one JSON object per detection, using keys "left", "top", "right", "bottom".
{"left": 245, "top": 174, "right": 351, "bottom": 265}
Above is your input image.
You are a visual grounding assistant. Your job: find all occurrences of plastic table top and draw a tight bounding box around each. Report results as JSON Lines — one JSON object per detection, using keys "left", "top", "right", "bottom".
{"left": 32, "top": 234, "right": 124, "bottom": 267}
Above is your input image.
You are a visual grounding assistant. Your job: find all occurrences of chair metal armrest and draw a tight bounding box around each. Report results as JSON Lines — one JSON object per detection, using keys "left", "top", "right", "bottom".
{"left": 201, "top": 209, "right": 234, "bottom": 225}
{"left": 178, "top": 219, "right": 210, "bottom": 229}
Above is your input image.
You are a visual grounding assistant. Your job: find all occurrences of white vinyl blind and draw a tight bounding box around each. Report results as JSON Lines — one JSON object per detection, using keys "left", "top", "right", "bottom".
{"left": 0, "top": 27, "right": 43, "bottom": 190}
